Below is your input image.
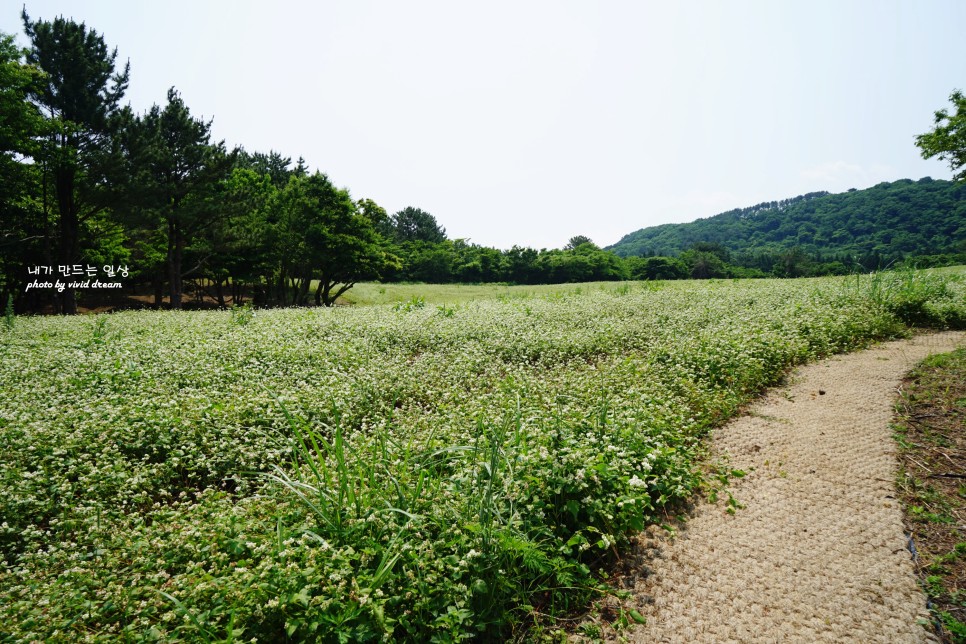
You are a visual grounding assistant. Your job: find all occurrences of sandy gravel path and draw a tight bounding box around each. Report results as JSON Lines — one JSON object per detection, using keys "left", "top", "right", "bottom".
{"left": 623, "top": 331, "right": 966, "bottom": 643}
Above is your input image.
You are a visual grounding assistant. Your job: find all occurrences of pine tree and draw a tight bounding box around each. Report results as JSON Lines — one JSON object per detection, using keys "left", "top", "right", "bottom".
{"left": 21, "top": 10, "right": 129, "bottom": 314}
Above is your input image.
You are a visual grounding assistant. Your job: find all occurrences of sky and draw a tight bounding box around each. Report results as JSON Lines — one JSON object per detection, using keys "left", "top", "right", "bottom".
{"left": 4, "top": 1, "right": 964, "bottom": 250}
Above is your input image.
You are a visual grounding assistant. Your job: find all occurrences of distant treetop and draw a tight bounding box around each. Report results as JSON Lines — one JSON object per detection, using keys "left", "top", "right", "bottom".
{"left": 916, "top": 90, "right": 966, "bottom": 182}
{"left": 390, "top": 207, "right": 447, "bottom": 244}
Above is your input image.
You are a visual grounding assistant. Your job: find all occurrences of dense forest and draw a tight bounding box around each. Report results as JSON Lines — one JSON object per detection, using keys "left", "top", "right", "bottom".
{"left": 609, "top": 178, "right": 966, "bottom": 266}
{"left": 2, "top": 13, "right": 965, "bottom": 314}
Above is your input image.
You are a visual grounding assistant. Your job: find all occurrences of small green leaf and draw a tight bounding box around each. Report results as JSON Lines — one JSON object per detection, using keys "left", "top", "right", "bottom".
{"left": 629, "top": 609, "right": 647, "bottom": 624}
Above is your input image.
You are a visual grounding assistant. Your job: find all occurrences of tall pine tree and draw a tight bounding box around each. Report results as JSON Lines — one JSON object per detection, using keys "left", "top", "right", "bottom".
{"left": 21, "top": 10, "right": 129, "bottom": 314}
{"left": 122, "top": 88, "right": 234, "bottom": 309}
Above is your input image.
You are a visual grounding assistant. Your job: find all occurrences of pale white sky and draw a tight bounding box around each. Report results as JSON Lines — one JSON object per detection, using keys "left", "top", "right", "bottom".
{"left": 5, "top": 1, "right": 963, "bottom": 249}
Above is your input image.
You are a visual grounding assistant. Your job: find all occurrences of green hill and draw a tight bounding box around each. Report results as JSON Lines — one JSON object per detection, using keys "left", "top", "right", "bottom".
{"left": 608, "top": 178, "right": 966, "bottom": 264}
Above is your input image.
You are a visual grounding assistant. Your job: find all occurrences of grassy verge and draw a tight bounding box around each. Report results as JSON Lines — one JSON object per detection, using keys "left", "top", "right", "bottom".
{"left": 895, "top": 348, "right": 966, "bottom": 643}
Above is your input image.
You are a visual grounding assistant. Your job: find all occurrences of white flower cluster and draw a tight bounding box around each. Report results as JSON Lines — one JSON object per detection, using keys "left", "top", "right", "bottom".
{"left": 0, "top": 273, "right": 961, "bottom": 639}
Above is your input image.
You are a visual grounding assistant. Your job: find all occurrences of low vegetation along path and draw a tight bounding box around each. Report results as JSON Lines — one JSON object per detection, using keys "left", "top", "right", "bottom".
{"left": 623, "top": 331, "right": 966, "bottom": 643}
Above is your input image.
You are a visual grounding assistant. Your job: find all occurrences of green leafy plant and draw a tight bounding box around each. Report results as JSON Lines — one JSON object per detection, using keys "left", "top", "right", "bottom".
{"left": 393, "top": 295, "right": 426, "bottom": 312}
{"left": 84, "top": 315, "right": 109, "bottom": 347}
{"left": 849, "top": 268, "right": 965, "bottom": 329}
{"left": 229, "top": 302, "right": 255, "bottom": 326}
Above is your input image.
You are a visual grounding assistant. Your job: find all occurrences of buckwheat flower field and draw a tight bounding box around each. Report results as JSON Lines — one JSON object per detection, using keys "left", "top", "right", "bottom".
{"left": 1, "top": 273, "right": 963, "bottom": 641}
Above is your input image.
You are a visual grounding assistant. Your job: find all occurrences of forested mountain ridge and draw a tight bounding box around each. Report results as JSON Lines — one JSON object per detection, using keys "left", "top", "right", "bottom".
{"left": 608, "top": 178, "right": 966, "bottom": 260}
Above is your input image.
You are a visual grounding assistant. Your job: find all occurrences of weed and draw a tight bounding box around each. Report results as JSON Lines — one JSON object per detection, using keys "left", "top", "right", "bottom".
{"left": 82, "top": 315, "right": 109, "bottom": 347}
{"left": 437, "top": 304, "right": 456, "bottom": 318}
{"left": 849, "top": 267, "right": 965, "bottom": 329}
{"left": 707, "top": 462, "right": 747, "bottom": 514}
{"left": 229, "top": 302, "right": 255, "bottom": 326}
{"left": 393, "top": 295, "right": 426, "bottom": 312}
{"left": 579, "top": 622, "right": 602, "bottom": 639}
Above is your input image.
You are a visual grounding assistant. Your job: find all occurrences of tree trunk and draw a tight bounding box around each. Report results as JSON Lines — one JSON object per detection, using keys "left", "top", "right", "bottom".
{"left": 153, "top": 275, "right": 164, "bottom": 309}
{"left": 167, "top": 219, "right": 184, "bottom": 309}
{"left": 55, "top": 152, "right": 78, "bottom": 315}
{"left": 296, "top": 270, "right": 311, "bottom": 306}
{"left": 314, "top": 280, "right": 326, "bottom": 307}
{"left": 215, "top": 279, "right": 226, "bottom": 308}
{"left": 42, "top": 161, "right": 57, "bottom": 314}
{"left": 277, "top": 273, "right": 288, "bottom": 306}
{"left": 328, "top": 282, "right": 355, "bottom": 307}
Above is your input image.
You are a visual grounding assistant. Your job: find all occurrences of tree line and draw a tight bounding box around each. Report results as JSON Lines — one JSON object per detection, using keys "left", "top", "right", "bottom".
{"left": 0, "top": 14, "right": 640, "bottom": 313}
{"left": 1, "top": 13, "right": 392, "bottom": 313}
{"left": 3, "top": 12, "right": 964, "bottom": 314}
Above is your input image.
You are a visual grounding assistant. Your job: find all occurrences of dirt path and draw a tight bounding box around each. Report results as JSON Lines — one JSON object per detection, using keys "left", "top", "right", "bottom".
{"left": 621, "top": 332, "right": 966, "bottom": 643}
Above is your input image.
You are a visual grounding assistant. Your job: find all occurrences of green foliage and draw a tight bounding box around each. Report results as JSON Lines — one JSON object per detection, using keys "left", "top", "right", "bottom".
{"left": 894, "top": 347, "right": 966, "bottom": 642}
{"left": 679, "top": 248, "right": 728, "bottom": 279}
{"left": 393, "top": 295, "right": 426, "bottom": 311}
{"left": 390, "top": 206, "right": 447, "bottom": 244}
{"left": 608, "top": 179, "right": 966, "bottom": 269}
{"left": 917, "top": 89, "right": 966, "bottom": 182}
{"left": 235, "top": 148, "right": 293, "bottom": 189}
{"left": 386, "top": 241, "right": 637, "bottom": 286}
{"left": 87, "top": 314, "right": 109, "bottom": 347}
{"left": 0, "top": 31, "right": 45, "bottom": 158}
{"left": 275, "top": 172, "right": 393, "bottom": 306}
{"left": 21, "top": 10, "right": 129, "bottom": 132}
{"left": 564, "top": 235, "right": 596, "bottom": 250}
{"left": 626, "top": 256, "right": 689, "bottom": 280}
{"left": 541, "top": 244, "right": 629, "bottom": 283}
{"left": 358, "top": 198, "right": 391, "bottom": 237}
{"left": 117, "top": 87, "right": 235, "bottom": 309}
{"left": 21, "top": 10, "right": 131, "bottom": 314}
{"left": 229, "top": 302, "right": 254, "bottom": 326}
{"left": 849, "top": 268, "right": 966, "bottom": 329}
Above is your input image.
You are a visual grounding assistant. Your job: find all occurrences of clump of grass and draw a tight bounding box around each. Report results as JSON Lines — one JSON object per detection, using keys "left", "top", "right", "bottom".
{"left": 852, "top": 268, "right": 966, "bottom": 329}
